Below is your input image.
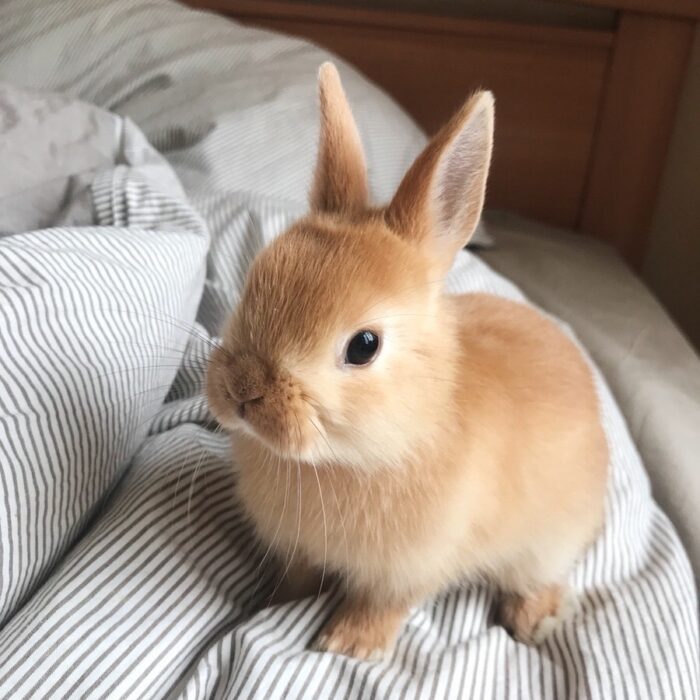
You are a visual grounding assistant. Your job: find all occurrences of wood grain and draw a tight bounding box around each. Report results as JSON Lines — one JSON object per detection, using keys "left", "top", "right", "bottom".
{"left": 191, "top": 0, "right": 613, "bottom": 41}
{"left": 579, "top": 12, "right": 695, "bottom": 266}
{"left": 183, "top": 0, "right": 695, "bottom": 266}
{"left": 187, "top": 0, "right": 611, "bottom": 230}
{"left": 551, "top": 0, "right": 700, "bottom": 21}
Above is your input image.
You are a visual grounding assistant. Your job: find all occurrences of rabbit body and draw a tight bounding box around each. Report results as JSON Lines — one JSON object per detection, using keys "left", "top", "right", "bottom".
{"left": 207, "top": 64, "right": 608, "bottom": 658}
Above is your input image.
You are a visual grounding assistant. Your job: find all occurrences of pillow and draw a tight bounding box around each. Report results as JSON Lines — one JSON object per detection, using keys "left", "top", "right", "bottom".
{"left": 0, "top": 83, "right": 208, "bottom": 625}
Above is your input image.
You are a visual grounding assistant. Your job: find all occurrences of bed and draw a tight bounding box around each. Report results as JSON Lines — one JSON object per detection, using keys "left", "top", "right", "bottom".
{"left": 0, "top": 0, "right": 698, "bottom": 698}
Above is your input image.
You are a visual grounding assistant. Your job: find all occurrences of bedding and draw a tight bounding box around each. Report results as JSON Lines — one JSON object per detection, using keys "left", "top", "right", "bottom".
{"left": 0, "top": 0, "right": 425, "bottom": 207}
{"left": 0, "top": 0, "right": 698, "bottom": 698}
{"left": 0, "top": 0, "right": 495, "bottom": 249}
{"left": 0, "top": 82, "right": 698, "bottom": 698}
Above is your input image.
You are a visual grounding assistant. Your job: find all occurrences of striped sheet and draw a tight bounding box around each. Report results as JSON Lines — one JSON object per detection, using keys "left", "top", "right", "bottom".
{"left": 1, "top": 165, "right": 698, "bottom": 697}
{"left": 0, "top": 1, "right": 697, "bottom": 697}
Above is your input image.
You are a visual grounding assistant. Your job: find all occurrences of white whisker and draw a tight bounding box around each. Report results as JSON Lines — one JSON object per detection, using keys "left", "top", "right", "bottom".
{"left": 308, "top": 415, "right": 350, "bottom": 599}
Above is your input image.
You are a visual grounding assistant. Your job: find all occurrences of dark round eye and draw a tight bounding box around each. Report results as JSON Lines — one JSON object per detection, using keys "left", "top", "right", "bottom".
{"left": 345, "top": 330, "right": 380, "bottom": 366}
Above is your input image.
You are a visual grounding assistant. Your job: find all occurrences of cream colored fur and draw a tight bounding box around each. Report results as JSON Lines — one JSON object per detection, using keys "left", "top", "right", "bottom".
{"left": 207, "top": 63, "right": 608, "bottom": 659}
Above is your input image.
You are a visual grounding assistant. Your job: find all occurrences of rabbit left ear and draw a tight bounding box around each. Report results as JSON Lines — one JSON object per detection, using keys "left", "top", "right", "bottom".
{"left": 310, "top": 62, "right": 368, "bottom": 215}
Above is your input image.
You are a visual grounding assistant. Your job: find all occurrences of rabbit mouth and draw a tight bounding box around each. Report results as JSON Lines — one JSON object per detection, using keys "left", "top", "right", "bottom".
{"left": 232, "top": 399, "right": 322, "bottom": 461}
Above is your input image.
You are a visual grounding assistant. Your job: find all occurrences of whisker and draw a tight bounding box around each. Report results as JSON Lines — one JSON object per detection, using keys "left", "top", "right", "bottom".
{"left": 309, "top": 448, "right": 328, "bottom": 600}
{"left": 173, "top": 426, "right": 203, "bottom": 515}
{"left": 268, "top": 414, "right": 304, "bottom": 603}
{"left": 187, "top": 429, "right": 217, "bottom": 526}
{"left": 308, "top": 415, "right": 350, "bottom": 600}
{"left": 65, "top": 297, "right": 231, "bottom": 359}
{"left": 254, "top": 444, "right": 291, "bottom": 600}
{"left": 68, "top": 385, "right": 190, "bottom": 422}
{"left": 250, "top": 447, "right": 283, "bottom": 591}
{"left": 87, "top": 364, "right": 192, "bottom": 381}
{"left": 103, "top": 339, "right": 211, "bottom": 364}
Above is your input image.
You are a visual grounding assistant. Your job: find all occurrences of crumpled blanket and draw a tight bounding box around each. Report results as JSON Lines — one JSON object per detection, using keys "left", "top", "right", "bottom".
{"left": 0, "top": 83, "right": 696, "bottom": 698}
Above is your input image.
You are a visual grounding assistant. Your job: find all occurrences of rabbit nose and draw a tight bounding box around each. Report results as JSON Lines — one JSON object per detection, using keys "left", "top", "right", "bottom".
{"left": 230, "top": 353, "right": 268, "bottom": 412}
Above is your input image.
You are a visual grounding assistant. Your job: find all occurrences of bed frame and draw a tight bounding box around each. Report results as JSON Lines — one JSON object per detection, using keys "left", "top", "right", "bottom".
{"left": 185, "top": 0, "right": 697, "bottom": 269}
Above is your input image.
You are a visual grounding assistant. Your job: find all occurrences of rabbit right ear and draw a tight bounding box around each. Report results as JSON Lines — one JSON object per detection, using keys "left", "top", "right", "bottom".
{"left": 310, "top": 63, "right": 368, "bottom": 215}
{"left": 386, "top": 91, "right": 494, "bottom": 275}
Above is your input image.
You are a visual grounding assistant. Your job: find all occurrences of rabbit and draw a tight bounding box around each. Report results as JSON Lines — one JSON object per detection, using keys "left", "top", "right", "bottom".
{"left": 207, "top": 62, "right": 608, "bottom": 660}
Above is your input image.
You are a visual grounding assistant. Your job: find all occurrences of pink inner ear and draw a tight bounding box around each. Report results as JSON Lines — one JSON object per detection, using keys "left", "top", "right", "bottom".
{"left": 433, "top": 105, "right": 492, "bottom": 246}
{"left": 384, "top": 91, "right": 493, "bottom": 260}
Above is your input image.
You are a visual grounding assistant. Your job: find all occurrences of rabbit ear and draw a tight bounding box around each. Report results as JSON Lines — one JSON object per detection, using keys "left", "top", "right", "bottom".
{"left": 386, "top": 91, "right": 494, "bottom": 273}
{"left": 310, "top": 62, "right": 368, "bottom": 215}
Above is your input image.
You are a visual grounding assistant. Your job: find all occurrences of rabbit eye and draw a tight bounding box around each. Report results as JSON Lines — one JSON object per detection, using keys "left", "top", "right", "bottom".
{"left": 345, "top": 330, "right": 380, "bottom": 366}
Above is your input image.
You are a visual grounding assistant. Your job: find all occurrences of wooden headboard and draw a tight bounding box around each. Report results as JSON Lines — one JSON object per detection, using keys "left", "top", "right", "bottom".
{"left": 185, "top": 0, "right": 697, "bottom": 268}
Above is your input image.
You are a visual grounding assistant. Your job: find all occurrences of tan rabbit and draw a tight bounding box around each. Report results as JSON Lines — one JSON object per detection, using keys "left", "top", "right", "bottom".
{"left": 207, "top": 62, "right": 608, "bottom": 660}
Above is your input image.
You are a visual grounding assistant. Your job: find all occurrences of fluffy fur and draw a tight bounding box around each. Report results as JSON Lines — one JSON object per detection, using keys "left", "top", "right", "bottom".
{"left": 207, "top": 62, "right": 608, "bottom": 659}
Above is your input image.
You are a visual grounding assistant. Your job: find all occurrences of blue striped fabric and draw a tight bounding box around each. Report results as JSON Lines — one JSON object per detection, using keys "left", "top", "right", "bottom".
{"left": 0, "top": 1, "right": 698, "bottom": 698}
{"left": 0, "top": 154, "right": 697, "bottom": 697}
